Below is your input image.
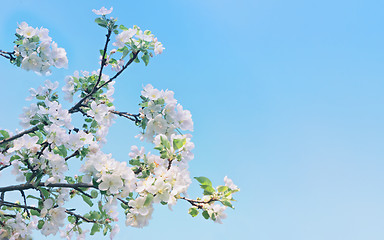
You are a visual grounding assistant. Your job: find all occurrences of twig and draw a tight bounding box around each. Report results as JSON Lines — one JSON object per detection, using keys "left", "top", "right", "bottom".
{"left": 0, "top": 200, "right": 40, "bottom": 212}
{"left": 97, "top": 50, "right": 140, "bottom": 90}
{"left": 0, "top": 182, "right": 96, "bottom": 193}
{"left": 109, "top": 110, "right": 140, "bottom": 123}
{"left": 65, "top": 210, "right": 97, "bottom": 223}
{"left": 65, "top": 150, "right": 80, "bottom": 161}
{"left": 68, "top": 29, "right": 112, "bottom": 114}
{"left": 0, "top": 126, "right": 40, "bottom": 146}
{"left": 19, "top": 190, "right": 30, "bottom": 217}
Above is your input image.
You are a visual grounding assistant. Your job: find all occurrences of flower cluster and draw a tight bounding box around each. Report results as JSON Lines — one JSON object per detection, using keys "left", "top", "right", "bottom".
{"left": 113, "top": 25, "right": 164, "bottom": 55}
{"left": 138, "top": 84, "right": 193, "bottom": 142}
{"left": 12, "top": 22, "right": 68, "bottom": 75}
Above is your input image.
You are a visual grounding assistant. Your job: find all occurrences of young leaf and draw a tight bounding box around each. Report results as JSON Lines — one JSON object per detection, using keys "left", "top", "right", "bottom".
{"left": 202, "top": 210, "right": 210, "bottom": 220}
{"left": 188, "top": 207, "right": 199, "bottom": 217}
{"left": 194, "top": 176, "right": 212, "bottom": 186}
{"left": 82, "top": 195, "right": 94, "bottom": 207}
{"left": 144, "top": 193, "right": 154, "bottom": 206}
{"left": 173, "top": 138, "right": 186, "bottom": 150}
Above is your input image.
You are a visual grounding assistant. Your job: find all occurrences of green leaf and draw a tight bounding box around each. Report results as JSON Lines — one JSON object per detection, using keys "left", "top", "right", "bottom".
{"left": 30, "top": 209, "right": 40, "bottom": 216}
{"left": 35, "top": 131, "right": 44, "bottom": 144}
{"left": 95, "top": 18, "right": 107, "bottom": 28}
{"left": 119, "top": 25, "right": 128, "bottom": 30}
{"left": 194, "top": 176, "right": 212, "bottom": 186}
{"left": 37, "top": 220, "right": 45, "bottom": 229}
{"left": 202, "top": 210, "right": 210, "bottom": 220}
{"left": 99, "top": 49, "right": 104, "bottom": 56}
{"left": 202, "top": 185, "right": 216, "bottom": 195}
{"left": 57, "top": 145, "right": 67, "bottom": 157}
{"left": 82, "top": 195, "right": 94, "bottom": 207}
{"left": 29, "top": 119, "right": 40, "bottom": 125}
{"left": 144, "top": 193, "right": 154, "bottom": 206}
{"left": 39, "top": 188, "right": 50, "bottom": 199}
{"left": 122, "top": 48, "right": 130, "bottom": 59}
{"left": 91, "top": 223, "right": 100, "bottom": 235}
{"left": 0, "top": 130, "right": 10, "bottom": 138}
{"left": 141, "top": 53, "right": 150, "bottom": 66}
{"left": 218, "top": 186, "right": 228, "bottom": 192}
{"left": 160, "top": 136, "right": 171, "bottom": 149}
{"left": 89, "top": 211, "right": 101, "bottom": 220}
{"left": 113, "top": 29, "right": 119, "bottom": 34}
{"left": 27, "top": 195, "right": 40, "bottom": 200}
{"left": 188, "top": 207, "right": 199, "bottom": 217}
{"left": 68, "top": 216, "right": 76, "bottom": 224}
{"left": 109, "top": 58, "right": 117, "bottom": 64}
{"left": 173, "top": 138, "right": 186, "bottom": 150}
{"left": 30, "top": 35, "right": 39, "bottom": 42}
{"left": 91, "top": 190, "right": 98, "bottom": 199}
{"left": 221, "top": 200, "right": 234, "bottom": 209}
{"left": 129, "top": 159, "right": 141, "bottom": 166}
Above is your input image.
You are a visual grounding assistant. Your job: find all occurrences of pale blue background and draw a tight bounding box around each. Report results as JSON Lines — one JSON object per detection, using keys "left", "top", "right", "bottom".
{"left": 1, "top": 0, "right": 384, "bottom": 239}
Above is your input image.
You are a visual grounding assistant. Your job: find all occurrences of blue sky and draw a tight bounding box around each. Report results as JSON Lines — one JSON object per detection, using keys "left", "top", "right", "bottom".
{"left": 1, "top": 0, "right": 384, "bottom": 239}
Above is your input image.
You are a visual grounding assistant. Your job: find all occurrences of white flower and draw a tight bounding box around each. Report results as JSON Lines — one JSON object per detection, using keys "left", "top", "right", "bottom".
{"left": 110, "top": 224, "right": 120, "bottom": 239}
{"left": 154, "top": 41, "right": 165, "bottom": 55}
{"left": 92, "top": 6, "right": 113, "bottom": 15}
{"left": 8, "top": 135, "right": 40, "bottom": 153}
{"left": 50, "top": 42, "right": 68, "bottom": 68}
{"left": 113, "top": 28, "right": 136, "bottom": 48}
{"left": 224, "top": 176, "right": 239, "bottom": 190}
{"left": 21, "top": 52, "right": 42, "bottom": 71}
{"left": 128, "top": 145, "right": 145, "bottom": 159}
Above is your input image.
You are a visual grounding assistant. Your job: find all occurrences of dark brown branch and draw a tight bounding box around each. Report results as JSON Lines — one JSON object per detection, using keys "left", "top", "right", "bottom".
{"left": 19, "top": 190, "right": 30, "bottom": 217}
{"left": 97, "top": 50, "right": 140, "bottom": 90}
{"left": 0, "top": 126, "right": 40, "bottom": 146}
{"left": 68, "top": 29, "right": 112, "bottom": 114}
{"left": 0, "top": 50, "right": 15, "bottom": 61}
{"left": 0, "top": 200, "right": 40, "bottom": 212}
{"left": 65, "top": 210, "right": 97, "bottom": 223}
{"left": 109, "top": 110, "right": 140, "bottom": 123}
{"left": 65, "top": 150, "right": 80, "bottom": 161}
{"left": 0, "top": 182, "right": 96, "bottom": 193}
{"left": 74, "top": 187, "right": 93, "bottom": 199}
{"left": 117, "top": 197, "right": 128, "bottom": 205}
{"left": 179, "top": 196, "right": 218, "bottom": 209}
{"left": 69, "top": 50, "right": 140, "bottom": 114}
{"left": 91, "top": 29, "right": 112, "bottom": 94}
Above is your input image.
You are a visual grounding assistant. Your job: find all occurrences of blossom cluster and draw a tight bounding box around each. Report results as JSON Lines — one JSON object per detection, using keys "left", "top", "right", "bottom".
{"left": 138, "top": 84, "right": 193, "bottom": 142}
{"left": 113, "top": 25, "right": 164, "bottom": 55}
{"left": 13, "top": 22, "right": 68, "bottom": 75}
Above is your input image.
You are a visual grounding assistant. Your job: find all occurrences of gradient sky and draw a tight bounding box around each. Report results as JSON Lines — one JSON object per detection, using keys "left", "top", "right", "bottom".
{"left": 1, "top": 0, "right": 384, "bottom": 239}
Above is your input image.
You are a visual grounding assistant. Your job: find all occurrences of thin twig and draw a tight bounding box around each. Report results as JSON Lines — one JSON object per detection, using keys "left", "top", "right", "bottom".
{"left": 0, "top": 126, "right": 40, "bottom": 146}
{"left": 68, "top": 29, "right": 112, "bottom": 114}
{"left": 0, "top": 182, "right": 96, "bottom": 193}
{"left": 109, "top": 110, "right": 140, "bottom": 123}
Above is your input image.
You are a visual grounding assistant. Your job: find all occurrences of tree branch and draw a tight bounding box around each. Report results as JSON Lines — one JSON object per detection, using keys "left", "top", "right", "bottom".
{"left": 0, "top": 182, "right": 96, "bottom": 193}
{"left": 179, "top": 196, "right": 218, "bottom": 209}
{"left": 68, "top": 29, "right": 113, "bottom": 114}
{"left": 97, "top": 50, "right": 140, "bottom": 90}
{"left": 0, "top": 50, "right": 15, "bottom": 61}
{"left": 0, "top": 126, "right": 40, "bottom": 146}
{"left": 65, "top": 210, "right": 97, "bottom": 223}
{"left": 109, "top": 110, "right": 140, "bottom": 123}
{"left": 0, "top": 200, "right": 40, "bottom": 212}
